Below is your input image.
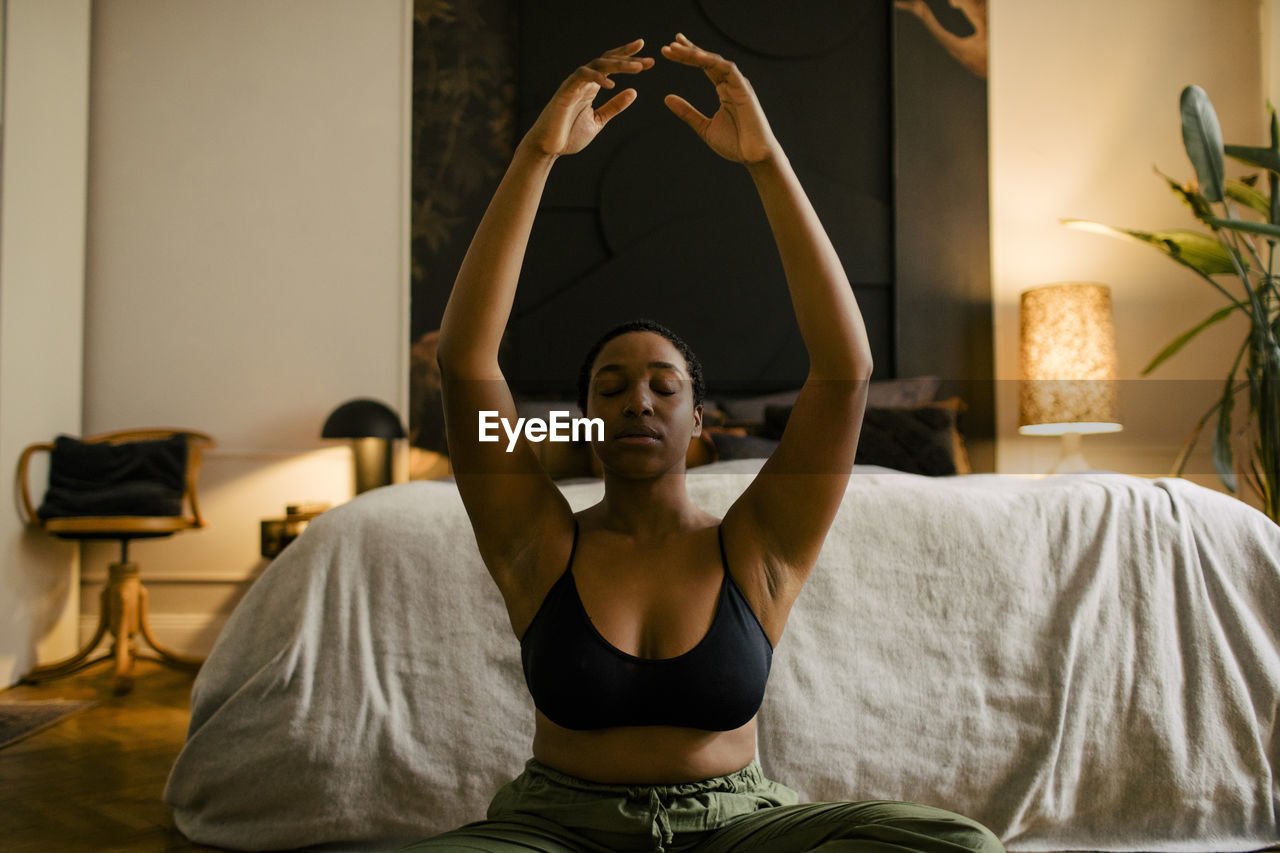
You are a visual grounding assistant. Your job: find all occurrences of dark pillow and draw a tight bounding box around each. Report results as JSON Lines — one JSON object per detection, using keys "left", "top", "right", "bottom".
{"left": 37, "top": 435, "right": 188, "bottom": 519}
{"left": 762, "top": 401, "right": 969, "bottom": 476}
{"left": 714, "top": 377, "right": 941, "bottom": 425}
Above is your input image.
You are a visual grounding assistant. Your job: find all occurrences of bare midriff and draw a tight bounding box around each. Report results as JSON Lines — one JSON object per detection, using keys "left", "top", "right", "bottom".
{"left": 531, "top": 710, "right": 759, "bottom": 784}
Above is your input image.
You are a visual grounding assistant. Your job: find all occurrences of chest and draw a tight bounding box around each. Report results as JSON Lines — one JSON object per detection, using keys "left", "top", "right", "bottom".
{"left": 570, "top": 539, "right": 726, "bottom": 660}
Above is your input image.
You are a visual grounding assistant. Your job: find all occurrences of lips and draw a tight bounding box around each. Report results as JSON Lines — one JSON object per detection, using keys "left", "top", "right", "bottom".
{"left": 614, "top": 425, "right": 661, "bottom": 441}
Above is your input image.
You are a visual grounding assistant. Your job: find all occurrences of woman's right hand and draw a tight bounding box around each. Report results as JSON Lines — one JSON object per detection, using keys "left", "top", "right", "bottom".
{"left": 522, "top": 39, "right": 654, "bottom": 158}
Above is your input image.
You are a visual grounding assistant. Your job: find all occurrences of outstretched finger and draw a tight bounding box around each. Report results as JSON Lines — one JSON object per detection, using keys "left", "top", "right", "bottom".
{"left": 595, "top": 88, "right": 639, "bottom": 126}
{"left": 587, "top": 55, "right": 654, "bottom": 76}
{"left": 661, "top": 34, "right": 735, "bottom": 78}
{"left": 567, "top": 66, "right": 614, "bottom": 91}
{"left": 663, "top": 93, "right": 710, "bottom": 136}
{"left": 603, "top": 37, "right": 648, "bottom": 58}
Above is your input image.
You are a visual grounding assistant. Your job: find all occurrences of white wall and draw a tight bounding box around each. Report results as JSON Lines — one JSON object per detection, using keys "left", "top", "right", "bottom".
{"left": 990, "top": 0, "right": 1264, "bottom": 498}
{"left": 75, "top": 0, "right": 411, "bottom": 656}
{"left": 0, "top": 0, "right": 91, "bottom": 686}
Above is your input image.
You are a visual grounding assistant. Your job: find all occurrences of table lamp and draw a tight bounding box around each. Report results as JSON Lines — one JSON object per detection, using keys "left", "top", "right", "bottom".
{"left": 1019, "top": 282, "right": 1122, "bottom": 472}
{"left": 321, "top": 398, "right": 406, "bottom": 494}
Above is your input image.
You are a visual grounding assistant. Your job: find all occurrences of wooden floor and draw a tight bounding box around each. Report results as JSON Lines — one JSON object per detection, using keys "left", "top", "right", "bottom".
{"left": 0, "top": 661, "right": 227, "bottom": 853}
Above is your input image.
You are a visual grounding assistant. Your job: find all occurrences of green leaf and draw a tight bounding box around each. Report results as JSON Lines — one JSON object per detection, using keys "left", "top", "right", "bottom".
{"left": 1142, "top": 304, "right": 1240, "bottom": 375}
{"left": 1214, "top": 387, "right": 1238, "bottom": 492}
{"left": 1270, "top": 168, "right": 1279, "bottom": 227}
{"left": 1224, "top": 143, "right": 1280, "bottom": 175}
{"left": 1169, "top": 418, "right": 1205, "bottom": 476}
{"left": 1161, "top": 170, "right": 1215, "bottom": 222}
{"left": 1205, "top": 216, "right": 1280, "bottom": 241}
{"left": 1225, "top": 179, "right": 1272, "bottom": 217}
{"left": 1181, "top": 86, "right": 1227, "bottom": 202}
{"left": 1062, "top": 219, "right": 1238, "bottom": 275}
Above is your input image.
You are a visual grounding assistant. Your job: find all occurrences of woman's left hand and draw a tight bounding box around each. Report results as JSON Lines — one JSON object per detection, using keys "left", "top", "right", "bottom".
{"left": 661, "top": 34, "right": 780, "bottom": 165}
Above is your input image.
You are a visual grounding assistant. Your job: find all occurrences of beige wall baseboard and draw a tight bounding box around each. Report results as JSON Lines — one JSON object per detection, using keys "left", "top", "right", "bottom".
{"left": 81, "top": 573, "right": 257, "bottom": 585}
{"left": 78, "top": 612, "right": 230, "bottom": 659}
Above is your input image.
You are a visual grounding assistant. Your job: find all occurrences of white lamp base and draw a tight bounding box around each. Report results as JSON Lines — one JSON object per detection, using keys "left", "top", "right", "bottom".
{"left": 1047, "top": 432, "right": 1092, "bottom": 474}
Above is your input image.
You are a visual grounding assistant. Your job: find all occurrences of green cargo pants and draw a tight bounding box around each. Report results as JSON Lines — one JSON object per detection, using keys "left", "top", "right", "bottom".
{"left": 400, "top": 759, "right": 1005, "bottom": 853}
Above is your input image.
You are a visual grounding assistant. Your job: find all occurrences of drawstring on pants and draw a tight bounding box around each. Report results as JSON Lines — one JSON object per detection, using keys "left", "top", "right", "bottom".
{"left": 641, "top": 787, "right": 674, "bottom": 852}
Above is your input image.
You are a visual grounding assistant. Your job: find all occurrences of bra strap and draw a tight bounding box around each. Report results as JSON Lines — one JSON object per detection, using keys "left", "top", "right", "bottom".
{"left": 568, "top": 517, "right": 580, "bottom": 568}
{"left": 717, "top": 524, "right": 730, "bottom": 575}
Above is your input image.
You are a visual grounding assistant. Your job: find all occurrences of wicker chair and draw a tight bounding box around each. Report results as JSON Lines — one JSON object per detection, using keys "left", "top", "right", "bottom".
{"left": 17, "top": 428, "right": 215, "bottom": 693}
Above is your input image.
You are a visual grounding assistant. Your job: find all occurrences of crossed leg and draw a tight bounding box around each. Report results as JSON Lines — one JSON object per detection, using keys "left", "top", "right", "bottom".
{"left": 398, "top": 814, "right": 599, "bottom": 853}
{"left": 693, "top": 800, "right": 1005, "bottom": 853}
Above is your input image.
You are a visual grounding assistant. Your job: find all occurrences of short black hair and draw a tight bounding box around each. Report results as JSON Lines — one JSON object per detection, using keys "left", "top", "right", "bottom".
{"left": 576, "top": 319, "right": 706, "bottom": 414}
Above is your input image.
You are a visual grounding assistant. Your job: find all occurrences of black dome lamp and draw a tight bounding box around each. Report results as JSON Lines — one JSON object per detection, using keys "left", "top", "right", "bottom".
{"left": 321, "top": 398, "right": 406, "bottom": 494}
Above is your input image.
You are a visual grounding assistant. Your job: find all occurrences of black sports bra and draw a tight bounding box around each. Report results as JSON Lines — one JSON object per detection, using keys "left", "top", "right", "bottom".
{"left": 519, "top": 522, "right": 773, "bottom": 731}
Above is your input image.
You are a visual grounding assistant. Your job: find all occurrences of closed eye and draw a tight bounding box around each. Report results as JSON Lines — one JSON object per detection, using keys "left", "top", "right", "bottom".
{"left": 652, "top": 380, "right": 680, "bottom": 395}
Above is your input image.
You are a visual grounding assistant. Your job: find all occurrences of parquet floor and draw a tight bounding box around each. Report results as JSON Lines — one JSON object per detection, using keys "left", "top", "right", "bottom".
{"left": 0, "top": 661, "right": 227, "bottom": 852}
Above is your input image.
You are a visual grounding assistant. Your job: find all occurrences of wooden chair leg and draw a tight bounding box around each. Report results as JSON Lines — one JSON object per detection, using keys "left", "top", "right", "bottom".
{"left": 21, "top": 584, "right": 113, "bottom": 683}
{"left": 110, "top": 562, "right": 140, "bottom": 694}
{"left": 21, "top": 557, "right": 202, "bottom": 690}
{"left": 136, "top": 585, "right": 203, "bottom": 671}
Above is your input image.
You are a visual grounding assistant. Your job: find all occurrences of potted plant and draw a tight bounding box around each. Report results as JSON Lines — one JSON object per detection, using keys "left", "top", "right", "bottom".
{"left": 1065, "top": 85, "right": 1279, "bottom": 522}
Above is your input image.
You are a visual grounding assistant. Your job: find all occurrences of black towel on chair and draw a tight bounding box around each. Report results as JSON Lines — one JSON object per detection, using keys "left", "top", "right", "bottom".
{"left": 37, "top": 435, "right": 187, "bottom": 519}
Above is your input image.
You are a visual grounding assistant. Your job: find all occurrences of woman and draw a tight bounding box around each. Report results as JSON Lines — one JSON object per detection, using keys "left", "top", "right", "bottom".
{"left": 416, "top": 34, "right": 1004, "bottom": 853}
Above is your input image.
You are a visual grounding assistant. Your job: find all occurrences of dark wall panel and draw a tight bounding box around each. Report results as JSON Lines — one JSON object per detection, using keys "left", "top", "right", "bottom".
{"left": 509, "top": 0, "right": 893, "bottom": 395}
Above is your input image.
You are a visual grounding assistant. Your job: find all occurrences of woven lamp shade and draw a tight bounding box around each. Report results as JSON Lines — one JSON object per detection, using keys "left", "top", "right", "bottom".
{"left": 1019, "top": 282, "right": 1121, "bottom": 436}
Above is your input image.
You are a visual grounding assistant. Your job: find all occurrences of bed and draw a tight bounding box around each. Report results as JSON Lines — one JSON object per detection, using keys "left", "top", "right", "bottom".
{"left": 163, "top": 452, "right": 1280, "bottom": 852}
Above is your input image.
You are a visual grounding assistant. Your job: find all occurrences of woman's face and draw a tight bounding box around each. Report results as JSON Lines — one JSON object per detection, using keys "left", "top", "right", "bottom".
{"left": 585, "top": 331, "right": 703, "bottom": 478}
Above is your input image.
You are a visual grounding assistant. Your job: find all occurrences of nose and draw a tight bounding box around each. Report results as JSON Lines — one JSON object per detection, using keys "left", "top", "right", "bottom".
{"left": 622, "top": 383, "right": 654, "bottom": 417}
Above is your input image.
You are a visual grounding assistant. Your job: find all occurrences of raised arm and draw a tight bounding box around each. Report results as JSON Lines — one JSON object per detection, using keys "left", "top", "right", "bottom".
{"left": 662, "top": 35, "right": 874, "bottom": 599}
{"left": 438, "top": 41, "right": 653, "bottom": 580}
